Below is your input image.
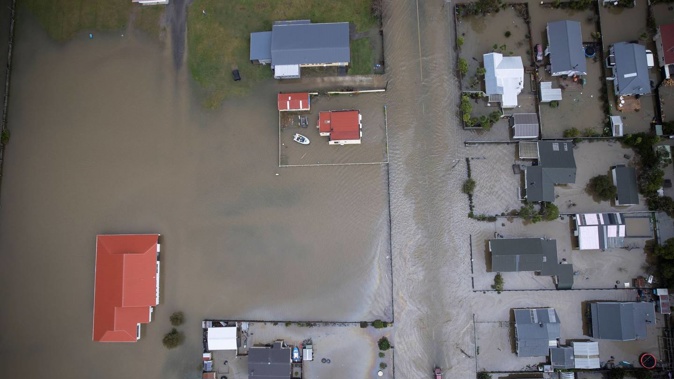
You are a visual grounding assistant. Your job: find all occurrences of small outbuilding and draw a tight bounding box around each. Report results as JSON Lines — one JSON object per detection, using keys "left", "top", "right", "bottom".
{"left": 278, "top": 93, "right": 310, "bottom": 112}
{"left": 574, "top": 213, "right": 626, "bottom": 251}
{"left": 610, "top": 116, "right": 624, "bottom": 137}
{"left": 572, "top": 341, "right": 600, "bottom": 369}
{"left": 510, "top": 113, "right": 539, "bottom": 139}
{"left": 540, "top": 82, "right": 563, "bottom": 103}
{"left": 206, "top": 326, "right": 238, "bottom": 351}
{"left": 550, "top": 346, "right": 575, "bottom": 369}
{"left": 612, "top": 165, "right": 639, "bottom": 206}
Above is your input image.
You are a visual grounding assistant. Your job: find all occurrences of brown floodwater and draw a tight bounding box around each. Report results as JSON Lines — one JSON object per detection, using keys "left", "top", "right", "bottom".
{"left": 0, "top": 12, "right": 390, "bottom": 378}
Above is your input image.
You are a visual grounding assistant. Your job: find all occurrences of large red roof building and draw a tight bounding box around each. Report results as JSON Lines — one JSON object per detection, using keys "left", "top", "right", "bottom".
{"left": 277, "top": 93, "right": 310, "bottom": 111}
{"left": 317, "top": 110, "right": 362, "bottom": 145}
{"left": 92, "top": 234, "right": 161, "bottom": 342}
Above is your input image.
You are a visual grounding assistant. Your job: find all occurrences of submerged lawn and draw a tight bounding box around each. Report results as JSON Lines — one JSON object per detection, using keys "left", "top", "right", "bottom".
{"left": 23, "top": 0, "right": 164, "bottom": 41}
{"left": 188, "top": 0, "right": 378, "bottom": 108}
{"left": 22, "top": 0, "right": 133, "bottom": 42}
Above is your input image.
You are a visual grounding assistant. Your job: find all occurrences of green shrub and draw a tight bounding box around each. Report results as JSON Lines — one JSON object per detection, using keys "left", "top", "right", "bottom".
{"left": 372, "top": 319, "right": 387, "bottom": 329}
{"left": 476, "top": 67, "right": 486, "bottom": 77}
{"left": 169, "top": 312, "right": 184, "bottom": 326}
{"left": 540, "top": 202, "right": 559, "bottom": 221}
{"left": 380, "top": 362, "right": 387, "bottom": 369}
{"left": 1, "top": 129, "right": 9, "bottom": 145}
{"left": 360, "top": 321, "right": 368, "bottom": 328}
{"left": 458, "top": 58, "right": 469, "bottom": 76}
{"left": 463, "top": 178, "right": 476, "bottom": 195}
{"left": 504, "top": 31, "right": 511, "bottom": 38}
{"left": 378, "top": 337, "right": 391, "bottom": 351}
{"left": 549, "top": 100, "right": 559, "bottom": 108}
{"left": 379, "top": 352, "right": 385, "bottom": 358}
{"left": 477, "top": 372, "right": 492, "bottom": 379}
{"left": 491, "top": 273, "right": 504, "bottom": 293}
{"left": 563, "top": 127, "right": 580, "bottom": 138}
{"left": 457, "top": 36, "right": 464, "bottom": 49}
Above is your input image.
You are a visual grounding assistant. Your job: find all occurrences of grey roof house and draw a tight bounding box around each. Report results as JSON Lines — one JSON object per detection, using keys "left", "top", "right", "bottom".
{"left": 249, "top": 340, "right": 291, "bottom": 379}
{"left": 510, "top": 113, "right": 539, "bottom": 139}
{"left": 547, "top": 21, "right": 587, "bottom": 76}
{"left": 589, "top": 302, "right": 656, "bottom": 341}
{"left": 250, "top": 20, "right": 350, "bottom": 79}
{"left": 524, "top": 141, "right": 577, "bottom": 202}
{"left": 612, "top": 165, "right": 639, "bottom": 206}
{"left": 514, "top": 308, "right": 561, "bottom": 357}
{"left": 609, "top": 42, "right": 651, "bottom": 96}
{"left": 489, "top": 238, "right": 574, "bottom": 289}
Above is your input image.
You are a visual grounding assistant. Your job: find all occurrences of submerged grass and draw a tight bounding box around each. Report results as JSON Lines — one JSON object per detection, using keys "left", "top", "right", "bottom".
{"left": 22, "top": 0, "right": 133, "bottom": 42}
{"left": 134, "top": 5, "right": 166, "bottom": 40}
{"left": 188, "top": 0, "right": 378, "bottom": 108}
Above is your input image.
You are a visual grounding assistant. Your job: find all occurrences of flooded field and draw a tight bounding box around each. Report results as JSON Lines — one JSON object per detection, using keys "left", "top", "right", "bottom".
{"left": 0, "top": 0, "right": 668, "bottom": 378}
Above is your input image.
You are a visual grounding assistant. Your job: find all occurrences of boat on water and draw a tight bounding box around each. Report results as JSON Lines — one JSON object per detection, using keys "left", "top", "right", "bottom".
{"left": 293, "top": 133, "right": 310, "bottom": 145}
{"left": 434, "top": 367, "right": 442, "bottom": 379}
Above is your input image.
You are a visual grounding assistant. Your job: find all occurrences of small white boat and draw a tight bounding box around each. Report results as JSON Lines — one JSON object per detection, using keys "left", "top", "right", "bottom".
{"left": 293, "top": 133, "right": 310, "bottom": 145}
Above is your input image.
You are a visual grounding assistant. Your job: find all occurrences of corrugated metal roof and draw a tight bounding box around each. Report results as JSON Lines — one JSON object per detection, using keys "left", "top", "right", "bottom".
{"left": 93, "top": 234, "right": 160, "bottom": 342}
{"left": 540, "top": 82, "right": 563, "bottom": 102}
{"left": 271, "top": 22, "right": 350, "bottom": 66}
{"left": 550, "top": 346, "right": 575, "bottom": 369}
{"left": 511, "top": 113, "right": 539, "bottom": 139}
{"left": 573, "top": 341, "right": 600, "bottom": 369}
{"left": 590, "top": 302, "right": 656, "bottom": 340}
{"left": 250, "top": 32, "right": 272, "bottom": 62}
{"left": 612, "top": 42, "right": 651, "bottom": 96}
{"left": 613, "top": 165, "right": 639, "bottom": 205}
{"left": 519, "top": 141, "right": 540, "bottom": 159}
{"left": 547, "top": 20, "right": 587, "bottom": 76}
{"left": 249, "top": 341, "right": 291, "bottom": 379}
{"left": 514, "top": 308, "right": 561, "bottom": 357}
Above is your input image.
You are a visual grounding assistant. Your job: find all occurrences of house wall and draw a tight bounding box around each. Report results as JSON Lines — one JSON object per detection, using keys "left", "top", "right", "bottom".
{"left": 299, "top": 62, "right": 349, "bottom": 68}
{"left": 134, "top": 0, "right": 169, "bottom": 5}
{"left": 329, "top": 139, "right": 361, "bottom": 145}
{"left": 654, "top": 32, "right": 666, "bottom": 68}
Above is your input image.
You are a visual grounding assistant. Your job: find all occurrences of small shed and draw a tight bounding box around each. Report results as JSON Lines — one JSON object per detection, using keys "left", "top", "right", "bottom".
{"left": 207, "top": 327, "right": 238, "bottom": 351}
{"left": 610, "top": 116, "right": 624, "bottom": 137}
{"left": 518, "top": 141, "right": 540, "bottom": 159}
{"left": 303, "top": 344, "right": 313, "bottom": 361}
{"left": 572, "top": 341, "right": 600, "bottom": 369}
{"left": 550, "top": 346, "right": 575, "bottom": 369}
{"left": 510, "top": 113, "right": 540, "bottom": 139}
{"left": 540, "top": 82, "right": 563, "bottom": 103}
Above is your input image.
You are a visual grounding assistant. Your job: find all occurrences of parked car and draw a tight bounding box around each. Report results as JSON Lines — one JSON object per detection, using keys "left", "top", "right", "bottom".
{"left": 232, "top": 68, "right": 241, "bottom": 81}
{"left": 535, "top": 44, "right": 543, "bottom": 62}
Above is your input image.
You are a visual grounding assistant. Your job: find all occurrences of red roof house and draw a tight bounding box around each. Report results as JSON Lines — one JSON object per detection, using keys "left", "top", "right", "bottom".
{"left": 277, "top": 93, "right": 310, "bottom": 111}
{"left": 655, "top": 24, "right": 674, "bottom": 76}
{"left": 93, "top": 234, "right": 161, "bottom": 342}
{"left": 317, "top": 110, "right": 362, "bottom": 145}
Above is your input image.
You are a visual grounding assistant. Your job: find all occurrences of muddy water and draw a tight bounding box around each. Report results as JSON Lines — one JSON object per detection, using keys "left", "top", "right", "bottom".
{"left": 0, "top": 12, "right": 391, "bottom": 378}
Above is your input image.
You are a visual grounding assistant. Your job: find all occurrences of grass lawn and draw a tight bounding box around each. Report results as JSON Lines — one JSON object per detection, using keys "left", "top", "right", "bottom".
{"left": 350, "top": 38, "right": 374, "bottom": 75}
{"left": 22, "top": 0, "right": 133, "bottom": 42}
{"left": 134, "top": 5, "right": 166, "bottom": 40}
{"left": 188, "top": 0, "right": 379, "bottom": 108}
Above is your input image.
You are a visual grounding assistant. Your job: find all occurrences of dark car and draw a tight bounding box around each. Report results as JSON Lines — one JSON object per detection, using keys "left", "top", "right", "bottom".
{"left": 232, "top": 69, "right": 241, "bottom": 81}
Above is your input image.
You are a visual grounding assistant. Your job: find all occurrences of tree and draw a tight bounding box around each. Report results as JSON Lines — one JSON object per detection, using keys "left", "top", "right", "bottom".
{"left": 360, "top": 321, "right": 369, "bottom": 328}
{"left": 492, "top": 273, "right": 504, "bottom": 293}
{"left": 170, "top": 311, "right": 184, "bottom": 326}
{"left": 463, "top": 178, "right": 476, "bottom": 195}
{"left": 1, "top": 129, "right": 9, "bottom": 145}
{"left": 587, "top": 175, "right": 617, "bottom": 201}
{"left": 655, "top": 238, "right": 674, "bottom": 260}
{"left": 477, "top": 372, "right": 492, "bottom": 379}
{"left": 162, "top": 328, "right": 183, "bottom": 349}
{"left": 540, "top": 202, "right": 559, "bottom": 221}
{"left": 476, "top": 67, "right": 486, "bottom": 77}
{"left": 378, "top": 336, "right": 391, "bottom": 351}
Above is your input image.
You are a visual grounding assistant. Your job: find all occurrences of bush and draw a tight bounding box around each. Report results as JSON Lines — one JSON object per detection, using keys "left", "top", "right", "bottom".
{"left": 476, "top": 66, "right": 486, "bottom": 77}
{"left": 563, "top": 127, "right": 580, "bottom": 138}
{"left": 162, "top": 328, "right": 183, "bottom": 349}
{"left": 169, "top": 311, "right": 184, "bottom": 326}
{"left": 379, "top": 352, "right": 385, "bottom": 358}
{"left": 458, "top": 58, "right": 469, "bottom": 76}
{"left": 378, "top": 336, "right": 391, "bottom": 351}
{"left": 372, "top": 319, "right": 388, "bottom": 328}
{"left": 457, "top": 36, "right": 464, "bottom": 49}
{"left": 380, "top": 362, "right": 387, "bottom": 369}
{"left": 360, "top": 321, "right": 368, "bottom": 328}
{"left": 478, "top": 372, "right": 492, "bottom": 379}
{"left": 461, "top": 95, "right": 473, "bottom": 123}
{"left": 587, "top": 175, "right": 617, "bottom": 201}
{"left": 0, "top": 129, "right": 9, "bottom": 145}
{"left": 463, "top": 178, "right": 476, "bottom": 195}
{"left": 491, "top": 273, "right": 504, "bottom": 293}
{"left": 504, "top": 31, "right": 511, "bottom": 38}
{"left": 549, "top": 100, "right": 559, "bottom": 108}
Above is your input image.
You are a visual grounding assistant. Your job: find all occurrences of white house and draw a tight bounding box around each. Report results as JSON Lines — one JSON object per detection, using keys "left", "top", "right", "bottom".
{"left": 483, "top": 53, "right": 524, "bottom": 108}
